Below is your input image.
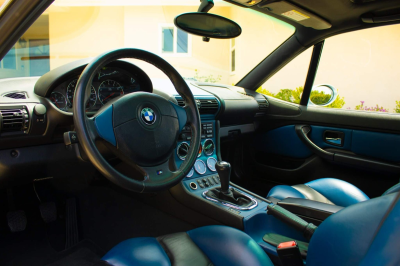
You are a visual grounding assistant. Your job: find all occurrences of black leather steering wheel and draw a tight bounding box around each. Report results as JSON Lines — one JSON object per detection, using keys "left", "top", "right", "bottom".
{"left": 73, "top": 48, "right": 201, "bottom": 193}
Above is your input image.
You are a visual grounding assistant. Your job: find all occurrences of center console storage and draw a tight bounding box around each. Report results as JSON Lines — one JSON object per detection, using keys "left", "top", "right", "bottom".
{"left": 277, "top": 198, "right": 344, "bottom": 225}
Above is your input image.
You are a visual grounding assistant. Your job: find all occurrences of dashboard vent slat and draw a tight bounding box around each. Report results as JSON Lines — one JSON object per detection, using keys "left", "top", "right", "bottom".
{"left": 3, "top": 92, "right": 28, "bottom": 99}
{"left": 255, "top": 97, "right": 269, "bottom": 116}
{"left": 175, "top": 98, "right": 219, "bottom": 115}
{"left": 0, "top": 107, "right": 29, "bottom": 133}
{"left": 177, "top": 99, "right": 185, "bottom": 107}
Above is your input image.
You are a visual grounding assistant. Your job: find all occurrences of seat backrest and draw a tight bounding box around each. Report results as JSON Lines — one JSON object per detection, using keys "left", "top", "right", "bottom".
{"left": 307, "top": 193, "right": 400, "bottom": 266}
{"left": 382, "top": 182, "right": 400, "bottom": 196}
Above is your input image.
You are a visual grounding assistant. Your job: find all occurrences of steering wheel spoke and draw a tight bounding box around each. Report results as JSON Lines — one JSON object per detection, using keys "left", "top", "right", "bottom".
{"left": 91, "top": 105, "right": 117, "bottom": 146}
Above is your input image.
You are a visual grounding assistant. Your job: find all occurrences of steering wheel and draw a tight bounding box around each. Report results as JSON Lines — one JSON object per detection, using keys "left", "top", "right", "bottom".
{"left": 73, "top": 48, "right": 201, "bottom": 193}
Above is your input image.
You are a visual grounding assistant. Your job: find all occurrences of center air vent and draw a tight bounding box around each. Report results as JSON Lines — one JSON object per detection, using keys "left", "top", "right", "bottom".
{"left": 175, "top": 98, "right": 219, "bottom": 115}
{"left": 3, "top": 91, "right": 28, "bottom": 99}
{"left": 0, "top": 107, "right": 29, "bottom": 133}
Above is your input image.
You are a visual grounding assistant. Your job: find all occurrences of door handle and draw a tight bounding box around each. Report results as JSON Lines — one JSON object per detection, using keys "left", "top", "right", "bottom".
{"left": 324, "top": 130, "right": 344, "bottom": 147}
{"left": 295, "top": 125, "right": 334, "bottom": 161}
{"left": 295, "top": 125, "right": 400, "bottom": 173}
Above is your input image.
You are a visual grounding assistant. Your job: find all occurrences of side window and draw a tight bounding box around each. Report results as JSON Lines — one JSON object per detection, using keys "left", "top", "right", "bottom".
{"left": 160, "top": 24, "right": 190, "bottom": 56}
{"left": 313, "top": 24, "right": 400, "bottom": 114}
{"left": 257, "top": 47, "right": 313, "bottom": 104}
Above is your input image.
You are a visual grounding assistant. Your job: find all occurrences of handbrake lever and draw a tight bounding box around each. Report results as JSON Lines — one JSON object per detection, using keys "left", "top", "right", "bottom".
{"left": 267, "top": 204, "right": 317, "bottom": 241}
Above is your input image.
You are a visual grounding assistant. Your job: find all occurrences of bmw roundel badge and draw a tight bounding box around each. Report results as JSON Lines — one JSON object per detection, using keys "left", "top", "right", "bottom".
{"left": 141, "top": 107, "right": 156, "bottom": 125}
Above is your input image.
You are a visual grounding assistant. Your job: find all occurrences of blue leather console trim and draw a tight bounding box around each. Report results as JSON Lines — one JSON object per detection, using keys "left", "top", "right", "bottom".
{"left": 94, "top": 106, "right": 116, "bottom": 146}
{"left": 352, "top": 130, "right": 400, "bottom": 162}
{"left": 382, "top": 182, "right": 400, "bottom": 196}
{"left": 170, "top": 102, "right": 187, "bottom": 131}
{"left": 254, "top": 125, "right": 313, "bottom": 158}
{"left": 244, "top": 212, "right": 307, "bottom": 258}
{"left": 187, "top": 225, "right": 273, "bottom": 266}
{"left": 176, "top": 120, "right": 218, "bottom": 180}
{"left": 358, "top": 194, "right": 400, "bottom": 266}
{"left": 307, "top": 193, "right": 396, "bottom": 266}
{"left": 266, "top": 185, "right": 307, "bottom": 200}
{"left": 306, "top": 178, "right": 369, "bottom": 207}
{"left": 102, "top": 237, "right": 171, "bottom": 266}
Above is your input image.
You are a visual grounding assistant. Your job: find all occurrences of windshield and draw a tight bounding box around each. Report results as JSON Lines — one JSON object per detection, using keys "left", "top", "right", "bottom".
{"left": 0, "top": 0, "right": 294, "bottom": 85}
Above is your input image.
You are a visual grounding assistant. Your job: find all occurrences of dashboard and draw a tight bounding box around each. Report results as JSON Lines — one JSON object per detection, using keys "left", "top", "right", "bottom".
{"left": 0, "top": 57, "right": 267, "bottom": 186}
{"left": 48, "top": 62, "right": 153, "bottom": 112}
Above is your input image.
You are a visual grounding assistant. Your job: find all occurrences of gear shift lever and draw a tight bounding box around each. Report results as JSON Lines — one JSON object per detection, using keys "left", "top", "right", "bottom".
{"left": 205, "top": 160, "right": 255, "bottom": 209}
{"left": 216, "top": 161, "right": 231, "bottom": 194}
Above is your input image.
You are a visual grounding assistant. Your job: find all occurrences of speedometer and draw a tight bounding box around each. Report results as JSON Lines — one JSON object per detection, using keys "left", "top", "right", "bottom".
{"left": 98, "top": 79, "right": 124, "bottom": 105}
{"left": 66, "top": 79, "right": 97, "bottom": 109}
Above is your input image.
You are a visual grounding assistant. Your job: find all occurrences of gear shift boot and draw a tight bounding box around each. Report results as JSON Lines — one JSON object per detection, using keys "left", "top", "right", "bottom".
{"left": 204, "top": 187, "right": 256, "bottom": 209}
{"left": 203, "top": 161, "right": 257, "bottom": 209}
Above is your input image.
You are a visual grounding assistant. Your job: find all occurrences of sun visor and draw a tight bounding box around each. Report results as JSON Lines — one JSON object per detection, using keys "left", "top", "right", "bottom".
{"left": 258, "top": 1, "right": 331, "bottom": 30}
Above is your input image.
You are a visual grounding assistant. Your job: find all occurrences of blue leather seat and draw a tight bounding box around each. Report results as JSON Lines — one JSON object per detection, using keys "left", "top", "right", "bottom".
{"left": 267, "top": 178, "right": 400, "bottom": 207}
{"left": 100, "top": 225, "right": 273, "bottom": 266}
{"left": 98, "top": 193, "right": 400, "bottom": 266}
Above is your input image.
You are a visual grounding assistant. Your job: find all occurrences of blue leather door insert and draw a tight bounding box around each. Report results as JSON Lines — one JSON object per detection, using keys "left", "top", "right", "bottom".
{"left": 352, "top": 130, "right": 400, "bottom": 162}
{"left": 254, "top": 125, "right": 313, "bottom": 158}
{"left": 255, "top": 125, "right": 400, "bottom": 163}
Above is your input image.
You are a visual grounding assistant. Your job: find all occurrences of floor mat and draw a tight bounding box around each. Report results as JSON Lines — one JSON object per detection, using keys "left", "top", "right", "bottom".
{"left": 77, "top": 186, "right": 195, "bottom": 252}
{"left": 44, "top": 240, "right": 103, "bottom": 266}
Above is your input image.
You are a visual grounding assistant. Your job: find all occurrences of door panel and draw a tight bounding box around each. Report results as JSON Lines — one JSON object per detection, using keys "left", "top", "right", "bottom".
{"left": 239, "top": 103, "right": 400, "bottom": 199}
{"left": 254, "top": 124, "right": 400, "bottom": 163}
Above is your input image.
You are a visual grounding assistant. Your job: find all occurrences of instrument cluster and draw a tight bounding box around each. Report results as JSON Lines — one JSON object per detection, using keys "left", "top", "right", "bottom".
{"left": 177, "top": 122, "right": 217, "bottom": 178}
{"left": 49, "top": 64, "right": 151, "bottom": 112}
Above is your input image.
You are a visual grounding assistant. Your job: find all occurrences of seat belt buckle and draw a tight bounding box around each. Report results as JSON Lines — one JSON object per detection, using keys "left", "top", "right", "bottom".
{"left": 277, "top": 241, "right": 303, "bottom": 266}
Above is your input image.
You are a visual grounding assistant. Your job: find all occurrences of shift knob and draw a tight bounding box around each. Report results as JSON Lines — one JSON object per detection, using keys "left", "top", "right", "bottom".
{"left": 216, "top": 161, "right": 231, "bottom": 194}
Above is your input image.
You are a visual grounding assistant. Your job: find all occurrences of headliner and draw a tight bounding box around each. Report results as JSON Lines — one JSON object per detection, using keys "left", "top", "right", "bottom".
{"left": 246, "top": 0, "right": 400, "bottom": 46}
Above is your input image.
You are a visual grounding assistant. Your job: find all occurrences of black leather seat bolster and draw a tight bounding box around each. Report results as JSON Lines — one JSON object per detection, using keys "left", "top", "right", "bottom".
{"left": 157, "top": 232, "right": 213, "bottom": 266}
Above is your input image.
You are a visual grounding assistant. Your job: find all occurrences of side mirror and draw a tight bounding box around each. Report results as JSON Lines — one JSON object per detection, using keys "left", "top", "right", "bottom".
{"left": 174, "top": 12, "right": 242, "bottom": 39}
{"left": 309, "top": 84, "right": 338, "bottom": 106}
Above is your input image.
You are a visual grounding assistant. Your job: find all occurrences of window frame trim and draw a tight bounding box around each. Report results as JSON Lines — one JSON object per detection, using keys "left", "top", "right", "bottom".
{"left": 300, "top": 40, "right": 325, "bottom": 106}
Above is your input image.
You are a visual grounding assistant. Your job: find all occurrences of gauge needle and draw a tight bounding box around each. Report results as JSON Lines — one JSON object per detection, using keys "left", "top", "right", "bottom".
{"left": 204, "top": 144, "right": 212, "bottom": 150}
{"left": 51, "top": 97, "right": 60, "bottom": 107}
{"left": 103, "top": 92, "right": 115, "bottom": 101}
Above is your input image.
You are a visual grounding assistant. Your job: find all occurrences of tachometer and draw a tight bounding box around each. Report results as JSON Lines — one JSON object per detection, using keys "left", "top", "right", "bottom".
{"left": 98, "top": 79, "right": 123, "bottom": 105}
{"left": 50, "top": 92, "right": 67, "bottom": 111}
{"left": 66, "top": 79, "right": 97, "bottom": 109}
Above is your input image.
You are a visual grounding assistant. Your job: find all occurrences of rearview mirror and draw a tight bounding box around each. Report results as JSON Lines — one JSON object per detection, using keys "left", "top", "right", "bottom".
{"left": 309, "top": 84, "right": 338, "bottom": 106}
{"left": 174, "top": 12, "right": 242, "bottom": 39}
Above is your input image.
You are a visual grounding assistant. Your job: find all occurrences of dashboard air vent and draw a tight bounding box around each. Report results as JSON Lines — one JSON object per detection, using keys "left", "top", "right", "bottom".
{"left": 0, "top": 107, "right": 29, "bottom": 133}
{"left": 255, "top": 97, "right": 269, "bottom": 116}
{"left": 3, "top": 92, "right": 27, "bottom": 99}
{"left": 198, "top": 99, "right": 219, "bottom": 114}
{"left": 175, "top": 98, "right": 219, "bottom": 115}
{"left": 176, "top": 99, "right": 185, "bottom": 107}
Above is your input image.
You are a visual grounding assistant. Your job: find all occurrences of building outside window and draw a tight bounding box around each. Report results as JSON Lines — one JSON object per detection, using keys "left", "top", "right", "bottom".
{"left": 0, "top": 47, "right": 17, "bottom": 69}
{"left": 160, "top": 24, "right": 191, "bottom": 56}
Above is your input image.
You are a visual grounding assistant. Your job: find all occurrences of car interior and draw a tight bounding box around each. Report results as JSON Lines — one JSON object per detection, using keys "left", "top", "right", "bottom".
{"left": 0, "top": 0, "right": 400, "bottom": 265}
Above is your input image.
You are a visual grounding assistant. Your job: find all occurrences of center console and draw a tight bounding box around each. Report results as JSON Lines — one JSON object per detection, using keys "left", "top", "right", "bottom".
{"left": 172, "top": 118, "right": 343, "bottom": 265}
